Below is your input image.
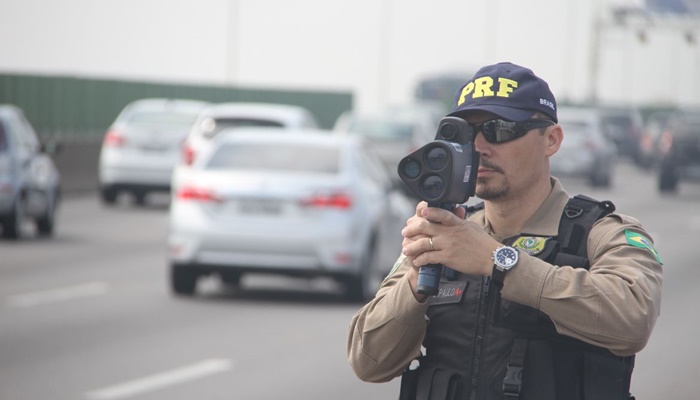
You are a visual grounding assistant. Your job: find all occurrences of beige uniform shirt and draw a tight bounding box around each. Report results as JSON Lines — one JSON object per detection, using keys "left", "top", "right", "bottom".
{"left": 347, "top": 178, "right": 663, "bottom": 383}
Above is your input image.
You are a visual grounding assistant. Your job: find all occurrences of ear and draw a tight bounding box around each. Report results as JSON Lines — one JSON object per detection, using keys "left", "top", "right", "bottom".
{"left": 544, "top": 124, "right": 563, "bottom": 157}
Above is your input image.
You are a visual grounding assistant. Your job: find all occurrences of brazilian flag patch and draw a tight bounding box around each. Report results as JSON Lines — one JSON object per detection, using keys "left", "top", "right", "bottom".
{"left": 625, "top": 229, "right": 663, "bottom": 265}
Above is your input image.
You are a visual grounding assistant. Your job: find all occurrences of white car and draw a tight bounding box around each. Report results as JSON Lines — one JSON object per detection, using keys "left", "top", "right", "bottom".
{"left": 550, "top": 107, "right": 617, "bottom": 187}
{"left": 171, "top": 102, "right": 320, "bottom": 192}
{"left": 168, "top": 128, "right": 393, "bottom": 301}
{"left": 333, "top": 106, "right": 439, "bottom": 199}
{"left": 98, "top": 98, "right": 210, "bottom": 205}
{"left": 333, "top": 108, "right": 436, "bottom": 173}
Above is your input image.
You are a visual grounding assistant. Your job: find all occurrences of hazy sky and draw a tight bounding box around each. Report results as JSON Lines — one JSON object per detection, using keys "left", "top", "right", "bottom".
{"left": 2, "top": 0, "right": 697, "bottom": 111}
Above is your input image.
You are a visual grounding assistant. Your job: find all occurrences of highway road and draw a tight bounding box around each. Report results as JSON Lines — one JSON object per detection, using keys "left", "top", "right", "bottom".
{"left": 1, "top": 161, "right": 698, "bottom": 399}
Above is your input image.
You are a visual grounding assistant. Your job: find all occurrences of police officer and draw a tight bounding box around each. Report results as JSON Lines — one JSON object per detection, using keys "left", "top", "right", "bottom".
{"left": 346, "top": 62, "right": 663, "bottom": 400}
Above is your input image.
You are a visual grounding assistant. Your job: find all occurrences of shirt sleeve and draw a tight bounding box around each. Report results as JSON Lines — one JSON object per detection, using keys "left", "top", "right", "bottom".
{"left": 346, "top": 255, "right": 430, "bottom": 382}
{"left": 501, "top": 213, "right": 663, "bottom": 356}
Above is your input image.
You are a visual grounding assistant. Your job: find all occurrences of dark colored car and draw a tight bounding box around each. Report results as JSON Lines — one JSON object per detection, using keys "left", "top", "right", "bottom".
{"left": 599, "top": 106, "right": 644, "bottom": 162}
{"left": 0, "top": 105, "right": 61, "bottom": 239}
{"left": 637, "top": 110, "right": 674, "bottom": 169}
{"left": 658, "top": 110, "right": 700, "bottom": 193}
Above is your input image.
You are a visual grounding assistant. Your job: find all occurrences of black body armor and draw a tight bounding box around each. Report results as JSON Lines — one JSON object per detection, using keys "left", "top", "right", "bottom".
{"left": 400, "top": 195, "right": 635, "bottom": 400}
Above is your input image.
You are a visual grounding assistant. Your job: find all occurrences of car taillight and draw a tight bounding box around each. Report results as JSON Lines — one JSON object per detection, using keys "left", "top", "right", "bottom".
{"left": 182, "top": 143, "right": 196, "bottom": 165}
{"left": 177, "top": 186, "right": 222, "bottom": 202}
{"left": 0, "top": 182, "right": 12, "bottom": 195}
{"left": 659, "top": 131, "right": 673, "bottom": 155}
{"left": 300, "top": 192, "right": 353, "bottom": 209}
{"left": 103, "top": 130, "right": 125, "bottom": 147}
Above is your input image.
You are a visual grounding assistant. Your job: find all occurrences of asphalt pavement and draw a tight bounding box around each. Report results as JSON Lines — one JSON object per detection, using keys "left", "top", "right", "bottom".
{"left": 1, "top": 160, "right": 698, "bottom": 400}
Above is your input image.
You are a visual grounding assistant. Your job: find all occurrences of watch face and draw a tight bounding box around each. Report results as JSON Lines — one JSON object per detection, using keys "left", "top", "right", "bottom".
{"left": 496, "top": 247, "right": 518, "bottom": 267}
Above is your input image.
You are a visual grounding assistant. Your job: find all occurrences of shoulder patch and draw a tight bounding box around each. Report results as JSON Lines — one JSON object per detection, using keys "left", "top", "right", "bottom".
{"left": 512, "top": 236, "right": 551, "bottom": 256}
{"left": 388, "top": 254, "right": 407, "bottom": 276}
{"left": 625, "top": 229, "right": 663, "bottom": 265}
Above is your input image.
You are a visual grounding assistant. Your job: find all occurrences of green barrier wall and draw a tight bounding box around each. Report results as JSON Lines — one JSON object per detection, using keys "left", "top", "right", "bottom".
{"left": 0, "top": 73, "right": 354, "bottom": 194}
{"left": 0, "top": 73, "right": 353, "bottom": 139}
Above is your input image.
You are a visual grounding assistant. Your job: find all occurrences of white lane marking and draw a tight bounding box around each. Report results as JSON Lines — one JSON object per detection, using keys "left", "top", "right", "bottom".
{"left": 85, "top": 359, "right": 233, "bottom": 400}
{"left": 6, "top": 281, "right": 108, "bottom": 308}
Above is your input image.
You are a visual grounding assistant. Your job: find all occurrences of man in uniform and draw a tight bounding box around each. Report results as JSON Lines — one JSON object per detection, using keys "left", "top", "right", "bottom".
{"left": 346, "top": 62, "right": 663, "bottom": 399}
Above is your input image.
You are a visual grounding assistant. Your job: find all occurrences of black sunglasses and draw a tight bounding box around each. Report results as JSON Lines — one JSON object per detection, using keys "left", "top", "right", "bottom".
{"left": 470, "top": 118, "right": 556, "bottom": 144}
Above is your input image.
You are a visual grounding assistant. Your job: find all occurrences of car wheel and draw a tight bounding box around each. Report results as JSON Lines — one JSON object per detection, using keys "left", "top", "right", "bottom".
{"left": 36, "top": 189, "right": 59, "bottom": 236}
{"left": 2, "top": 196, "right": 24, "bottom": 240}
{"left": 659, "top": 162, "right": 678, "bottom": 193}
{"left": 100, "top": 186, "right": 118, "bottom": 205}
{"left": 589, "top": 161, "right": 612, "bottom": 188}
{"left": 344, "top": 236, "right": 381, "bottom": 302}
{"left": 170, "top": 263, "right": 198, "bottom": 295}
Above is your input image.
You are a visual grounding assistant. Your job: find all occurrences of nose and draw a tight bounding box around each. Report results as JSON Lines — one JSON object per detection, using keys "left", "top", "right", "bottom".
{"left": 473, "top": 130, "right": 491, "bottom": 155}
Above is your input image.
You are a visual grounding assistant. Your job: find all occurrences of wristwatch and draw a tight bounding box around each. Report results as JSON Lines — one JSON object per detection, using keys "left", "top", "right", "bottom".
{"left": 491, "top": 246, "right": 519, "bottom": 286}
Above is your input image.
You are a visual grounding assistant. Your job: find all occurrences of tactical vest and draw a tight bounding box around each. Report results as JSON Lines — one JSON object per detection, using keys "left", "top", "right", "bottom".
{"left": 399, "top": 195, "right": 635, "bottom": 400}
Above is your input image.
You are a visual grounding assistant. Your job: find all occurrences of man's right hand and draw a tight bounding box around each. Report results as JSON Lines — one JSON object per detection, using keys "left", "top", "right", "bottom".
{"left": 405, "top": 257, "right": 429, "bottom": 303}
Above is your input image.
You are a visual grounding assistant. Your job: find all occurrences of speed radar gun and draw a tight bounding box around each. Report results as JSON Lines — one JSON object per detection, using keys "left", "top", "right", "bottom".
{"left": 397, "top": 116, "right": 480, "bottom": 295}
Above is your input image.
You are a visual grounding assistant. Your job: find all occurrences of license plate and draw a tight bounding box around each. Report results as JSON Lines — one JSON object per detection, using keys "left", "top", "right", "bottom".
{"left": 237, "top": 200, "right": 282, "bottom": 215}
{"left": 140, "top": 143, "right": 169, "bottom": 152}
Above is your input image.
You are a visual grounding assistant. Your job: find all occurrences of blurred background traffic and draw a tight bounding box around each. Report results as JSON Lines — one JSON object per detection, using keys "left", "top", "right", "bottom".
{"left": 1, "top": 0, "right": 700, "bottom": 399}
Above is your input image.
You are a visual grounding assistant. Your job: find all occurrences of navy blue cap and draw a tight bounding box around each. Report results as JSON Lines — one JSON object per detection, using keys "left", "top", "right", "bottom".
{"left": 448, "top": 62, "right": 558, "bottom": 123}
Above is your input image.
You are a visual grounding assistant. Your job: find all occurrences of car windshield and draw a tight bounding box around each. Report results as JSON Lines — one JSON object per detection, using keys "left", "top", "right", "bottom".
{"left": 205, "top": 143, "right": 340, "bottom": 174}
{"left": 645, "top": 115, "right": 669, "bottom": 139}
{"left": 201, "top": 118, "right": 285, "bottom": 138}
{"left": 559, "top": 120, "right": 592, "bottom": 144}
{"left": 601, "top": 114, "right": 635, "bottom": 134}
{"left": 127, "top": 111, "right": 200, "bottom": 127}
{"left": 602, "top": 115, "right": 631, "bottom": 126}
{"left": 346, "top": 119, "right": 413, "bottom": 140}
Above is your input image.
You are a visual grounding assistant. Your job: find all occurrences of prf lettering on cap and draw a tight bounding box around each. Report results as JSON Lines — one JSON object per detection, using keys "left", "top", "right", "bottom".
{"left": 457, "top": 77, "right": 519, "bottom": 106}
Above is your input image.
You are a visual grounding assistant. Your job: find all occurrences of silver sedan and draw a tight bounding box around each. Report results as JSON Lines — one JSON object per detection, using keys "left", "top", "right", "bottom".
{"left": 171, "top": 102, "right": 321, "bottom": 192}
{"left": 168, "top": 128, "right": 395, "bottom": 301}
{"left": 98, "top": 98, "right": 210, "bottom": 205}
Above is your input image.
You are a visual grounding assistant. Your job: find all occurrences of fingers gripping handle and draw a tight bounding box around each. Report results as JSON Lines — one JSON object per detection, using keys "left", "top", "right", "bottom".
{"left": 415, "top": 202, "right": 455, "bottom": 296}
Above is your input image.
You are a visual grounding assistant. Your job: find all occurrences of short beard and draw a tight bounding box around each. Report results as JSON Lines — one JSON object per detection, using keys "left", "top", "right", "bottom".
{"left": 475, "top": 159, "right": 509, "bottom": 200}
{"left": 476, "top": 177, "right": 509, "bottom": 200}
